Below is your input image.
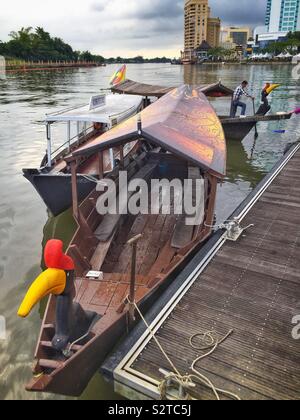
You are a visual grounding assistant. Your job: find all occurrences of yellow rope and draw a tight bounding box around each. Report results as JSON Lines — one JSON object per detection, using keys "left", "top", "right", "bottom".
{"left": 126, "top": 297, "right": 241, "bottom": 401}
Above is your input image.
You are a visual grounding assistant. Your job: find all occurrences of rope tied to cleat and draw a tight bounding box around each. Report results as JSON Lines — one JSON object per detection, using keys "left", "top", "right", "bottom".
{"left": 125, "top": 296, "right": 241, "bottom": 401}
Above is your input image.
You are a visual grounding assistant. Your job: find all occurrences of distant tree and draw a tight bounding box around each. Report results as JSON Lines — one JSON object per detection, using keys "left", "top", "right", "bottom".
{"left": 287, "top": 31, "right": 300, "bottom": 41}
{"left": 133, "top": 56, "right": 144, "bottom": 63}
{"left": 1, "top": 27, "right": 104, "bottom": 62}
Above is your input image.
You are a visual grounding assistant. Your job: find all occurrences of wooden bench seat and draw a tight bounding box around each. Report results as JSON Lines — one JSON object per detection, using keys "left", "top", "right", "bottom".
{"left": 95, "top": 163, "right": 158, "bottom": 242}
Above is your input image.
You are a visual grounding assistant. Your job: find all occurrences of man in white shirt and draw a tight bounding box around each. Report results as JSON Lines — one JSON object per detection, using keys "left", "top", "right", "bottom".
{"left": 231, "top": 81, "right": 254, "bottom": 117}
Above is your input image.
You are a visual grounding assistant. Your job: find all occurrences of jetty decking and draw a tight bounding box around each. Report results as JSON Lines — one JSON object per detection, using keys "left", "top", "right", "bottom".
{"left": 102, "top": 141, "right": 300, "bottom": 400}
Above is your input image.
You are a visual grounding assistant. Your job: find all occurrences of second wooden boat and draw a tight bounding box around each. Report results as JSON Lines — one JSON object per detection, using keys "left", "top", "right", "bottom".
{"left": 112, "top": 79, "right": 293, "bottom": 141}
{"left": 18, "top": 85, "right": 226, "bottom": 396}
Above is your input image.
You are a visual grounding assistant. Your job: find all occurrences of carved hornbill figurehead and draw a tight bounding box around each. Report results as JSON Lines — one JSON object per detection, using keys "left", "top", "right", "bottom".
{"left": 18, "top": 239, "right": 95, "bottom": 353}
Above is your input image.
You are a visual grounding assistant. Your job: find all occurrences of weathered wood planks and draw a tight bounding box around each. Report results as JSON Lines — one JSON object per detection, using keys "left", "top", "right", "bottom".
{"left": 130, "top": 148, "right": 300, "bottom": 400}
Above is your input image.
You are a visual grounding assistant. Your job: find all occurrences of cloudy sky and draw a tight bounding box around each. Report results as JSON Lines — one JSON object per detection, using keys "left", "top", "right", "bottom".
{"left": 0, "top": 0, "right": 266, "bottom": 57}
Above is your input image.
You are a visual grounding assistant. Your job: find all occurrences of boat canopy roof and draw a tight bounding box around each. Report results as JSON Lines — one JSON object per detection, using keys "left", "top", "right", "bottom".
{"left": 111, "top": 79, "right": 233, "bottom": 98}
{"left": 73, "top": 85, "right": 226, "bottom": 178}
{"left": 45, "top": 94, "right": 143, "bottom": 124}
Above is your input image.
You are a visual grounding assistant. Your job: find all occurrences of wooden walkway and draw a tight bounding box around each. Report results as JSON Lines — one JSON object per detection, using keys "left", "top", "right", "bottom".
{"left": 102, "top": 142, "right": 300, "bottom": 401}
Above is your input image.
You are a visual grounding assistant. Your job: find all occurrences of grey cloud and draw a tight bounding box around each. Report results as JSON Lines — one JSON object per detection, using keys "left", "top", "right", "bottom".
{"left": 210, "top": 0, "right": 265, "bottom": 26}
{"left": 0, "top": 0, "right": 267, "bottom": 57}
{"left": 128, "top": 0, "right": 183, "bottom": 20}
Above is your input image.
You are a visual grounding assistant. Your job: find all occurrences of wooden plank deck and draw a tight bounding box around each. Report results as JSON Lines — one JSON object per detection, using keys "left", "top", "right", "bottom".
{"left": 103, "top": 142, "right": 300, "bottom": 401}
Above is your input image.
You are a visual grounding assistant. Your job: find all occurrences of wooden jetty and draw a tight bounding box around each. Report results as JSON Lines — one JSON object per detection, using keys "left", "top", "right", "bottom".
{"left": 102, "top": 141, "right": 300, "bottom": 400}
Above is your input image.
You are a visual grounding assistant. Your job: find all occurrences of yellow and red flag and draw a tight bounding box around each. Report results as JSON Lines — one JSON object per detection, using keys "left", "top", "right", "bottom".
{"left": 110, "top": 65, "right": 127, "bottom": 86}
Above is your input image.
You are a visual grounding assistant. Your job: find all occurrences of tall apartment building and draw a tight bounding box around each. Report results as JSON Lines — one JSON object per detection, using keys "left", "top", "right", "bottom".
{"left": 183, "top": 0, "right": 220, "bottom": 62}
{"left": 266, "top": 0, "right": 300, "bottom": 32}
{"left": 184, "top": 0, "right": 210, "bottom": 51}
{"left": 207, "top": 17, "right": 221, "bottom": 48}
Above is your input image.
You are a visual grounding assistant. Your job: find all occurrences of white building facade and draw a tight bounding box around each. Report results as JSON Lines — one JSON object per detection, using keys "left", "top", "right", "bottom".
{"left": 266, "top": 0, "right": 300, "bottom": 32}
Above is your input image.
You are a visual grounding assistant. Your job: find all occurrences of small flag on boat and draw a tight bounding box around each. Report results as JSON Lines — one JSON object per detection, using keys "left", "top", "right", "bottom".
{"left": 110, "top": 65, "right": 127, "bottom": 86}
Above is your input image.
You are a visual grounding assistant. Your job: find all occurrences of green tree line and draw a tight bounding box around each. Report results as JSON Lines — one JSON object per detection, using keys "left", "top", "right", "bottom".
{"left": 262, "top": 32, "right": 300, "bottom": 55}
{"left": 0, "top": 27, "right": 105, "bottom": 62}
{"left": 106, "top": 56, "right": 171, "bottom": 64}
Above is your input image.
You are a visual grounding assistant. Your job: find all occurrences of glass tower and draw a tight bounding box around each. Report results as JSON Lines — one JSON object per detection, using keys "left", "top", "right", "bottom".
{"left": 266, "top": 0, "right": 300, "bottom": 32}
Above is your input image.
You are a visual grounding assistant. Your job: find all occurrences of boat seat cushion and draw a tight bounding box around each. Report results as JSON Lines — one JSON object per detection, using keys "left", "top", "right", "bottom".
{"left": 95, "top": 163, "right": 158, "bottom": 242}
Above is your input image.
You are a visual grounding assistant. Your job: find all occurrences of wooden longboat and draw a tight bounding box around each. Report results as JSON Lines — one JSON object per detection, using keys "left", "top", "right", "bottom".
{"left": 111, "top": 79, "right": 233, "bottom": 99}
{"left": 219, "top": 112, "right": 292, "bottom": 141}
{"left": 23, "top": 94, "right": 144, "bottom": 216}
{"left": 22, "top": 82, "right": 232, "bottom": 218}
{"left": 112, "top": 79, "right": 293, "bottom": 141}
{"left": 18, "top": 85, "right": 226, "bottom": 396}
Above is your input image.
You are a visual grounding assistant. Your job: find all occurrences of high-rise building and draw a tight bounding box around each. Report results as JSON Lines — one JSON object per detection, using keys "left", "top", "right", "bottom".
{"left": 183, "top": 0, "right": 220, "bottom": 63}
{"left": 207, "top": 18, "right": 221, "bottom": 48}
{"left": 184, "top": 0, "right": 210, "bottom": 52}
{"left": 266, "top": 0, "right": 300, "bottom": 33}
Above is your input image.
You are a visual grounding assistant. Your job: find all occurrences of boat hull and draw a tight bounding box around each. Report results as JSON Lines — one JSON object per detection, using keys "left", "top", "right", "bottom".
{"left": 222, "top": 121, "right": 256, "bottom": 141}
{"left": 27, "top": 313, "right": 127, "bottom": 396}
{"left": 25, "top": 266, "right": 185, "bottom": 396}
{"left": 23, "top": 170, "right": 96, "bottom": 216}
{"left": 220, "top": 111, "right": 292, "bottom": 141}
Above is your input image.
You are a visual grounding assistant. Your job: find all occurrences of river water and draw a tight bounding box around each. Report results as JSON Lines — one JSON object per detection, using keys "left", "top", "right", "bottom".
{"left": 0, "top": 63, "right": 299, "bottom": 400}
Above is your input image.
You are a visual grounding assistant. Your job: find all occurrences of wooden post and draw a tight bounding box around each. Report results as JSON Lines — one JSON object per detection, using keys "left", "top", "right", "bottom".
{"left": 205, "top": 174, "right": 218, "bottom": 228}
{"left": 119, "top": 145, "right": 124, "bottom": 169}
{"left": 127, "top": 234, "right": 143, "bottom": 322}
{"left": 98, "top": 151, "right": 104, "bottom": 178}
{"left": 70, "top": 159, "right": 79, "bottom": 221}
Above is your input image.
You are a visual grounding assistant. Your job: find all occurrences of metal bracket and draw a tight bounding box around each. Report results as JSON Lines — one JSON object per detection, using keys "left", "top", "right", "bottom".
{"left": 206, "top": 217, "right": 254, "bottom": 242}
{"left": 159, "top": 369, "right": 195, "bottom": 400}
{"left": 223, "top": 217, "right": 254, "bottom": 241}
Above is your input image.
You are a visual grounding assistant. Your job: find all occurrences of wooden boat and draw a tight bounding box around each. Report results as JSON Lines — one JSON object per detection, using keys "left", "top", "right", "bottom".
{"left": 112, "top": 80, "right": 293, "bottom": 141}
{"left": 219, "top": 112, "right": 292, "bottom": 141}
{"left": 23, "top": 82, "right": 232, "bottom": 218}
{"left": 23, "top": 94, "right": 144, "bottom": 216}
{"left": 18, "top": 85, "right": 226, "bottom": 396}
{"left": 111, "top": 79, "right": 233, "bottom": 99}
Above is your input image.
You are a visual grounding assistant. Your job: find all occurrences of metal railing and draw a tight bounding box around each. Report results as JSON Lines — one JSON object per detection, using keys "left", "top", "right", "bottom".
{"left": 48, "top": 124, "right": 95, "bottom": 164}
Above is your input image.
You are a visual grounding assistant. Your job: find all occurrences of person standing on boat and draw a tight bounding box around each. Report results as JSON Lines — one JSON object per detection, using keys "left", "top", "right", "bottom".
{"left": 231, "top": 81, "right": 254, "bottom": 118}
{"left": 256, "top": 83, "right": 272, "bottom": 115}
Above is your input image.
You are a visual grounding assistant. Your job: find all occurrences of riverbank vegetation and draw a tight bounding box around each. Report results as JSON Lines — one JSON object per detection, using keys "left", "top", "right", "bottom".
{"left": 106, "top": 56, "right": 171, "bottom": 64}
{"left": 0, "top": 27, "right": 172, "bottom": 64}
{"left": 0, "top": 27, "right": 105, "bottom": 63}
{"left": 262, "top": 32, "right": 300, "bottom": 55}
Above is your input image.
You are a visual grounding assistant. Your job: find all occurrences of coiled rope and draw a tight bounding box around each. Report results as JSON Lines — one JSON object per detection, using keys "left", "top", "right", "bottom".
{"left": 126, "top": 297, "right": 241, "bottom": 401}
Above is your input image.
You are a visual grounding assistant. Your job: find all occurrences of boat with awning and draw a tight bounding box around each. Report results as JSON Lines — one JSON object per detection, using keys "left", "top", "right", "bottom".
{"left": 111, "top": 79, "right": 234, "bottom": 99}
{"left": 18, "top": 85, "right": 226, "bottom": 396}
{"left": 74, "top": 85, "right": 226, "bottom": 178}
